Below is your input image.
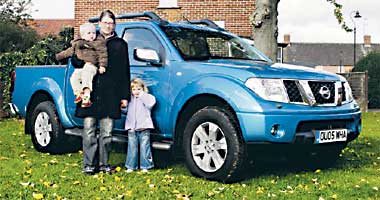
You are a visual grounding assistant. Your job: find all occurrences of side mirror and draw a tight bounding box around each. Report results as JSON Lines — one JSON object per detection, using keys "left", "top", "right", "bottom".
{"left": 134, "top": 48, "right": 162, "bottom": 66}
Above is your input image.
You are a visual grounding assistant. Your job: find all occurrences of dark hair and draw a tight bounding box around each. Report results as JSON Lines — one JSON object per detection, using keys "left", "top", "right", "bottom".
{"left": 99, "top": 10, "right": 116, "bottom": 23}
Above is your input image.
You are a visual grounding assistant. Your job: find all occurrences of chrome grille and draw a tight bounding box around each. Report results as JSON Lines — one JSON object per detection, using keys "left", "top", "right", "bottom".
{"left": 281, "top": 79, "right": 349, "bottom": 106}
{"left": 283, "top": 80, "right": 303, "bottom": 103}
{"left": 308, "top": 81, "right": 335, "bottom": 104}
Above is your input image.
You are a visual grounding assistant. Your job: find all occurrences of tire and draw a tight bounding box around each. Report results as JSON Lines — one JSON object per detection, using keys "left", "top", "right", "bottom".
{"left": 183, "top": 106, "right": 246, "bottom": 183}
{"left": 30, "top": 101, "right": 80, "bottom": 154}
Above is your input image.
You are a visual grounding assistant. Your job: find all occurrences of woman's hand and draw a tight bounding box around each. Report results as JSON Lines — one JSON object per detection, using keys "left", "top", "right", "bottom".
{"left": 120, "top": 99, "right": 128, "bottom": 108}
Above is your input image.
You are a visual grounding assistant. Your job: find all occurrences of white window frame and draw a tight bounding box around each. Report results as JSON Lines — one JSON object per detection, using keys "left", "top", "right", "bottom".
{"left": 158, "top": 0, "right": 179, "bottom": 8}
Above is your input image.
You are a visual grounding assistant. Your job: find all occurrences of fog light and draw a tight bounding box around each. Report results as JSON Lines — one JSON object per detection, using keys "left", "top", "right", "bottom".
{"left": 271, "top": 124, "right": 285, "bottom": 138}
{"left": 271, "top": 124, "right": 279, "bottom": 136}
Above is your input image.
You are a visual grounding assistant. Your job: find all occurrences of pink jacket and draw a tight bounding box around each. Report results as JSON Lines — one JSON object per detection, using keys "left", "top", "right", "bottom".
{"left": 124, "top": 93, "right": 156, "bottom": 131}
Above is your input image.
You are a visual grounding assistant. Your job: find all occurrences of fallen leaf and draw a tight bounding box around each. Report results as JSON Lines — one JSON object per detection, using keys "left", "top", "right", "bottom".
{"left": 373, "top": 186, "right": 379, "bottom": 191}
{"left": 176, "top": 193, "right": 191, "bottom": 200}
{"left": 19, "top": 182, "right": 30, "bottom": 187}
{"left": 43, "top": 181, "right": 51, "bottom": 187}
{"left": 32, "top": 193, "right": 44, "bottom": 199}
{"left": 115, "top": 166, "right": 121, "bottom": 172}
{"left": 49, "top": 159, "right": 58, "bottom": 164}
{"left": 0, "top": 156, "right": 9, "bottom": 160}
{"left": 24, "top": 160, "right": 32, "bottom": 165}
{"left": 315, "top": 169, "right": 321, "bottom": 173}
{"left": 73, "top": 181, "right": 80, "bottom": 185}
{"left": 331, "top": 194, "right": 337, "bottom": 199}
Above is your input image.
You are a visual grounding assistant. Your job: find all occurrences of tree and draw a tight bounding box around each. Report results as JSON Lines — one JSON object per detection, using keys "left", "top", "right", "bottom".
{"left": 352, "top": 52, "right": 380, "bottom": 108}
{"left": 251, "top": 0, "right": 350, "bottom": 61}
{"left": 0, "top": 0, "right": 37, "bottom": 53}
{"left": 0, "top": 0, "right": 33, "bottom": 25}
{"left": 0, "top": 22, "right": 37, "bottom": 52}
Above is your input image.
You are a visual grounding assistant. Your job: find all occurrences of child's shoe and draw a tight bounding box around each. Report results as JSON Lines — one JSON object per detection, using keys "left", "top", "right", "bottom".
{"left": 74, "top": 92, "right": 84, "bottom": 104}
{"left": 126, "top": 169, "right": 134, "bottom": 173}
{"left": 81, "top": 94, "right": 92, "bottom": 107}
{"left": 141, "top": 169, "right": 149, "bottom": 173}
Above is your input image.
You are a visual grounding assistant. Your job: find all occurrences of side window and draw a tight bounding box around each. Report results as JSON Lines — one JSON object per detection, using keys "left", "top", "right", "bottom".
{"left": 123, "top": 28, "right": 164, "bottom": 66}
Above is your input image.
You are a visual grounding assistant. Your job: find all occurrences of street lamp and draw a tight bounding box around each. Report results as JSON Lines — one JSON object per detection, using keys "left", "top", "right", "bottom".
{"left": 350, "top": 10, "right": 362, "bottom": 67}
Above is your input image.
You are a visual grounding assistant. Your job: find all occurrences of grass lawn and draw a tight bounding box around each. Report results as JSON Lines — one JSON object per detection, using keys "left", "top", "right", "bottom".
{"left": 0, "top": 112, "right": 379, "bottom": 199}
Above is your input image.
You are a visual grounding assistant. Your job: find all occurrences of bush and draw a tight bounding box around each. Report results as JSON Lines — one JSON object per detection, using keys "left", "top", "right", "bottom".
{"left": 0, "top": 22, "right": 38, "bottom": 53}
{"left": 352, "top": 51, "right": 380, "bottom": 108}
{"left": 0, "top": 27, "right": 73, "bottom": 114}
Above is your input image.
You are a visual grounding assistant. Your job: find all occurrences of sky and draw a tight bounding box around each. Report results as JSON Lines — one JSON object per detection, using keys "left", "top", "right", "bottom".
{"left": 30, "top": 0, "right": 379, "bottom": 43}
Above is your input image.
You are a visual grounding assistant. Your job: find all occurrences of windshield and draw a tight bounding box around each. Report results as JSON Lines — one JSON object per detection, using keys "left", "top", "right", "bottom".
{"left": 160, "top": 25, "right": 272, "bottom": 62}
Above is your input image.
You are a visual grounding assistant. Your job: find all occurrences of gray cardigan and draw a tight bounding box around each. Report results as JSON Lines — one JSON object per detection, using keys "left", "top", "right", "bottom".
{"left": 123, "top": 93, "right": 156, "bottom": 131}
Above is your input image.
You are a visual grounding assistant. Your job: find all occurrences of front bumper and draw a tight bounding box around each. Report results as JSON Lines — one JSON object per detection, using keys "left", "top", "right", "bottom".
{"left": 237, "top": 105, "right": 361, "bottom": 144}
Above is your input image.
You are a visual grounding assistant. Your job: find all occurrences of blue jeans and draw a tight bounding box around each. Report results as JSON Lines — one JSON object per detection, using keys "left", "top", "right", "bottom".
{"left": 125, "top": 130, "right": 154, "bottom": 170}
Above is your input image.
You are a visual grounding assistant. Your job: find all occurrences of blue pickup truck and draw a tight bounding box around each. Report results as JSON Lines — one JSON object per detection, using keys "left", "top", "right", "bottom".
{"left": 11, "top": 12, "right": 361, "bottom": 182}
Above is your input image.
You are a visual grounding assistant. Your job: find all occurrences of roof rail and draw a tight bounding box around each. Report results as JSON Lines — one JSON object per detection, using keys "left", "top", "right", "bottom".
{"left": 180, "top": 19, "right": 225, "bottom": 31}
{"left": 89, "top": 11, "right": 164, "bottom": 23}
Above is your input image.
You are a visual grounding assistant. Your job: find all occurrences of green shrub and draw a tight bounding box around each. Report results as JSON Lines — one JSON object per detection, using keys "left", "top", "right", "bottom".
{"left": 0, "top": 27, "right": 73, "bottom": 114}
{"left": 352, "top": 51, "right": 380, "bottom": 108}
{"left": 0, "top": 22, "right": 38, "bottom": 53}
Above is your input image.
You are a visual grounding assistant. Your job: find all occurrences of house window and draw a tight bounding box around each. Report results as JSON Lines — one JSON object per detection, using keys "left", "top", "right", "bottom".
{"left": 158, "top": 0, "right": 178, "bottom": 8}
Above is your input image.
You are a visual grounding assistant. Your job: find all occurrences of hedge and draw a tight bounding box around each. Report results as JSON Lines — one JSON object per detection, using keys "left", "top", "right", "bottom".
{"left": 0, "top": 27, "right": 73, "bottom": 115}
{"left": 352, "top": 51, "right": 380, "bottom": 108}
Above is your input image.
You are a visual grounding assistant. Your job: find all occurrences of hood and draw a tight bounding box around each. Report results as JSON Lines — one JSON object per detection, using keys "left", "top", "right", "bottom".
{"left": 197, "top": 59, "right": 343, "bottom": 81}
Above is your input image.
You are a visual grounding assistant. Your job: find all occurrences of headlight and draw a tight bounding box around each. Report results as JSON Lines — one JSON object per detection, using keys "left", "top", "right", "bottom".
{"left": 245, "top": 78, "right": 288, "bottom": 103}
{"left": 344, "top": 82, "right": 354, "bottom": 102}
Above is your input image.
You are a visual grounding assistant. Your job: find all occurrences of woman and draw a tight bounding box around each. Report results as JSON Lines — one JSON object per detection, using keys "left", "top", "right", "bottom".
{"left": 76, "top": 10, "right": 130, "bottom": 174}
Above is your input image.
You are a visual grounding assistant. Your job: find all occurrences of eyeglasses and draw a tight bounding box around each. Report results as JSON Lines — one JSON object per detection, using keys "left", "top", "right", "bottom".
{"left": 101, "top": 21, "right": 115, "bottom": 26}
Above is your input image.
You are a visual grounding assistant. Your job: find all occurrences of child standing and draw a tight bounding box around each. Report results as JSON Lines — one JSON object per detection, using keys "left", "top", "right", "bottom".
{"left": 56, "top": 23, "right": 107, "bottom": 107}
{"left": 123, "top": 78, "right": 156, "bottom": 173}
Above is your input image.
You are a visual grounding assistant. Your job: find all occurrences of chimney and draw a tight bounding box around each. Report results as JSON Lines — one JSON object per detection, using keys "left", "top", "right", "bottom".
{"left": 284, "top": 34, "right": 290, "bottom": 44}
{"left": 364, "top": 35, "right": 371, "bottom": 47}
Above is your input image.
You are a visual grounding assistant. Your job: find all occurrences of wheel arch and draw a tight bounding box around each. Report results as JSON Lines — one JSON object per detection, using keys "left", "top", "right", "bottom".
{"left": 173, "top": 94, "right": 243, "bottom": 153}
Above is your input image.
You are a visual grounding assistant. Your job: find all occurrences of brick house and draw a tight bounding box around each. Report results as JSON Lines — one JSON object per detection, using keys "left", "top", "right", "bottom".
{"left": 28, "top": 19, "right": 75, "bottom": 36}
{"left": 74, "top": 0, "right": 255, "bottom": 38}
{"left": 280, "top": 34, "right": 380, "bottom": 73}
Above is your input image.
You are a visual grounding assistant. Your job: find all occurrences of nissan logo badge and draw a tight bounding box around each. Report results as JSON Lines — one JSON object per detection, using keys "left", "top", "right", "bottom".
{"left": 319, "top": 86, "right": 331, "bottom": 100}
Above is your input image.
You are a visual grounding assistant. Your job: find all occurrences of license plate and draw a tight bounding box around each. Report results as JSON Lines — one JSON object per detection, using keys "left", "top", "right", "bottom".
{"left": 314, "top": 129, "right": 347, "bottom": 144}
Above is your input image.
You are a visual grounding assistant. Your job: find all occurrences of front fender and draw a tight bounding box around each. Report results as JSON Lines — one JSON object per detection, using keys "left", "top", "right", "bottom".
{"left": 27, "top": 78, "right": 73, "bottom": 127}
{"left": 169, "top": 75, "right": 262, "bottom": 133}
